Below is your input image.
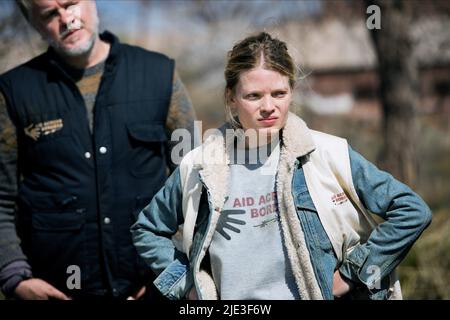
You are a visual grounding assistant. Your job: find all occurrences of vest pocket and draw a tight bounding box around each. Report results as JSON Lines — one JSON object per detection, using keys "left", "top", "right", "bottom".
{"left": 30, "top": 212, "right": 86, "bottom": 290}
{"left": 32, "top": 211, "right": 85, "bottom": 231}
{"left": 127, "top": 122, "right": 168, "bottom": 177}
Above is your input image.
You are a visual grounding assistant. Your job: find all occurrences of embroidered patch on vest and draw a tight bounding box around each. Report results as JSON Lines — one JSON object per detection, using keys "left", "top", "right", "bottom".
{"left": 332, "top": 192, "right": 348, "bottom": 205}
{"left": 24, "top": 119, "right": 64, "bottom": 141}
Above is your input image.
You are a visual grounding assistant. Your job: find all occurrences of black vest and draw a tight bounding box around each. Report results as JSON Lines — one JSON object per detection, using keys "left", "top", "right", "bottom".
{"left": 0, "top": 31, "right": 173, "bottom": 298}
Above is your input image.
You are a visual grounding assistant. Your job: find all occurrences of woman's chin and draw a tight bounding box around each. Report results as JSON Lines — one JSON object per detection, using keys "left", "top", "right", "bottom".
{"left": 254, "top": 127, "right": 281, "bottom": 144}
{"left": 259, "top": 126, "right": 280, "bottom": 135}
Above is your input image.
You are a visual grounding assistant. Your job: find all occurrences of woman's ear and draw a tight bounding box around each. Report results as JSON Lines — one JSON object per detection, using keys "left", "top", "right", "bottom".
{"left": 226, "top": 88, "right": 235, "bottom": 106}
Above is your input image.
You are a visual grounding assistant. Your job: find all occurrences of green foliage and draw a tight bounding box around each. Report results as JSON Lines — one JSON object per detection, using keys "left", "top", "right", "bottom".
{"left": 399, "top": 210, "right": 450, "bottom": 299}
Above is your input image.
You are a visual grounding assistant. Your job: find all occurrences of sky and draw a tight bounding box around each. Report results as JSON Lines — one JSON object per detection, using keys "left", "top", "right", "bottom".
{"left": 96, "top": 0, "right": 324, "bottom": 37}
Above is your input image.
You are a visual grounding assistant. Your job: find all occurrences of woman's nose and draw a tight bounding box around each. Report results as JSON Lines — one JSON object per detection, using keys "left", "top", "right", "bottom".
{"left": 260, "top": 96, "right": 275, "bottom": 113}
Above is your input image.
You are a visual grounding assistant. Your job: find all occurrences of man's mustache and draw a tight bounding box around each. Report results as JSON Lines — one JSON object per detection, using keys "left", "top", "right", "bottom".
{"left": 60, "top": 21, "right": 83, "bottom": 39}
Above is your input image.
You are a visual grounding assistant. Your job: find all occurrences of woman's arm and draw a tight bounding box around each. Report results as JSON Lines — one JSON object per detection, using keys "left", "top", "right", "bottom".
{"left": 339, "top": 145, "right": 432, "bottom": 290}
{"left": 131, "top": 167, "right": 192, "bottom": 299}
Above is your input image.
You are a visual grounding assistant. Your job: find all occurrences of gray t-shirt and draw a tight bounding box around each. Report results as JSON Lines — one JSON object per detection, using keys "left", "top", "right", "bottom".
{"left": 208, "top": 141, "right": 299, "bottom": 300}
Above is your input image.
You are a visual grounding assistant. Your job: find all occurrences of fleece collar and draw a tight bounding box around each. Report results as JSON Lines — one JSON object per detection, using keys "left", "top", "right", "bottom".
{"left": 193, "top": 112, "right": 323, "bottom": 299}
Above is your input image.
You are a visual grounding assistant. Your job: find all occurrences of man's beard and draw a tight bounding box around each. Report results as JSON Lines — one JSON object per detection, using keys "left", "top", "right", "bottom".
{"left": 47, "top": 15, "right": 100, "bottom": 58}
{"left": 57, "top": 30, "right": 97, "bottom": 57}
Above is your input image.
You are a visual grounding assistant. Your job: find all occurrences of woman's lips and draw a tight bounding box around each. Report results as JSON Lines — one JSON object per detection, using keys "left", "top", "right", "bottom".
{"left": 258, "top": 117, "right": 278, "bottom": 126}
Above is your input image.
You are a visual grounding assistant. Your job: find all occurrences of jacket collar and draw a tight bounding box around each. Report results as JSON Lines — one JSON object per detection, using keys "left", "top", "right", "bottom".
{"left": 194, "top": 112, "right": 316, "bottom": 213}
{"left": 191, "top": 112, "right": 322, "bottom": 299}
{"left": 281, "top": 112, "right": 316, "bottom": 161}
{"left": 196, "top": 112, "right": 316, "bottom": 170}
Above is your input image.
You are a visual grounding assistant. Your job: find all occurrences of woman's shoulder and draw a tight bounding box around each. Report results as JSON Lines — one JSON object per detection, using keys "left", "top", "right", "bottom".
{"left": 308, "top": 129, "right": 350, "bottom": 164}
{"left": 310, "top": 129, "right": 348, "bottom": 147}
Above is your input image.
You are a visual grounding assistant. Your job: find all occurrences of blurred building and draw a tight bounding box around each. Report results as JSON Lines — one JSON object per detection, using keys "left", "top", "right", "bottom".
{"left": 1, "top": 0, "right": 449, "bottom": 124}
{"left": 292, "top": 0, "right": 450, "bottom": 120}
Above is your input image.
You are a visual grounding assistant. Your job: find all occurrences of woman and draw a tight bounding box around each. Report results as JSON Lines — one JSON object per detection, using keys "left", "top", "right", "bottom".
{"left": 131, "top": 32, "right": 431, "bottom": 300}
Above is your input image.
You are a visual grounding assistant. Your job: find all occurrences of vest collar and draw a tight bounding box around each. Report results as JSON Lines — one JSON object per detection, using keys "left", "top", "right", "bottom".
{"left": 46, "top": 30, "right": 120, "bottom": 79}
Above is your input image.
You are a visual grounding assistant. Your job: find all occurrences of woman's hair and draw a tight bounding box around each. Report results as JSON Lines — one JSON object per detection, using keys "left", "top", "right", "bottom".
{"left": 224, "top": 32, "right": 297, "bottom": 127}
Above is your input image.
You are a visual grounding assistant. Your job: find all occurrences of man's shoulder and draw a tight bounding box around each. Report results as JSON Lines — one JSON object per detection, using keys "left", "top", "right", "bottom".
{"left": 0, "top": 52, "right": 48, "bottom": 83}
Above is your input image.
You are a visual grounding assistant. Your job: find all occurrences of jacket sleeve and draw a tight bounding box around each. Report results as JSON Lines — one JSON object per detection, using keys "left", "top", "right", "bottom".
{"left": 131, "top": 167, "right": 192, "bottom": 300}
{"left": 339, "top": 145, "right": 432, "bottom": 289}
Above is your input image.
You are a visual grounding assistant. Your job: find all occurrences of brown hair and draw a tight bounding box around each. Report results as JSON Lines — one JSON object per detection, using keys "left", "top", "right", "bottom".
{"left": 224, "top": 32, "right": 297, "bottom": 127}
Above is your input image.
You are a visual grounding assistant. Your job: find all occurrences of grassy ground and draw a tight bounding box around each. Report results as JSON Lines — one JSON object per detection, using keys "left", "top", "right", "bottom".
{"left": 399, "top": 209, "right": 450, "bottom": 299}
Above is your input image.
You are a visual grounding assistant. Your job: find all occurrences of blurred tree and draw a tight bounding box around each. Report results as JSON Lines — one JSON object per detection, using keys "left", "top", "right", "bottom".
{"left": 365, "top": 0, "right": 420, "bottom": 186}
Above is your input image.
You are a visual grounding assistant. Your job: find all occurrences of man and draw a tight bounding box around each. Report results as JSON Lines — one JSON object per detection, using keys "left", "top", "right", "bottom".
{"left": 0, "top": 0, "right": 197, "bottom": 300}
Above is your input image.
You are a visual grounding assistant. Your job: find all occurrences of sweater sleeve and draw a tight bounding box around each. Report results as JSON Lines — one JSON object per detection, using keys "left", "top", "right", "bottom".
{"left": 0, "top": 91, "right": 28, "bottom": 270}
{"left": 0, "top": 90, "right": 33, "bottom": 298}
{"left": 0, "top": 260, "right": 33, "bottom": 298}
{"left": 165, "top": 69, "right": 199, "bottom": 172}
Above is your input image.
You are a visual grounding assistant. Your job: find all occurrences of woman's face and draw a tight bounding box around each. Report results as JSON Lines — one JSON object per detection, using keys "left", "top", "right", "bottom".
{"left": 229, "top": 66, "right": 292, "bottom": 140}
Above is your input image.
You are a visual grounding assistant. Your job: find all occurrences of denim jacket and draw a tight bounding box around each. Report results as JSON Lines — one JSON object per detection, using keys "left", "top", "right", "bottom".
{"left": 131, "top": 114, "right": 431, "bottom": 300}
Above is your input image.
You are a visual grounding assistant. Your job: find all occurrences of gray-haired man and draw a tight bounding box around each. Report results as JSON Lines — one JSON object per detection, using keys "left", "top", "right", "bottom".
{"left": 0, "top": 0, "right": 197, "bottom": 300}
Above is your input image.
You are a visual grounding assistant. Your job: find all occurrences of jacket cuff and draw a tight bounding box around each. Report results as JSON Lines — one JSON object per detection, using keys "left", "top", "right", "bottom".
{"left": 339, "top": 244, "right": 374, "bottom": 287}
{"left": 153, "top": 255, "right": 192, "bottom": 300}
